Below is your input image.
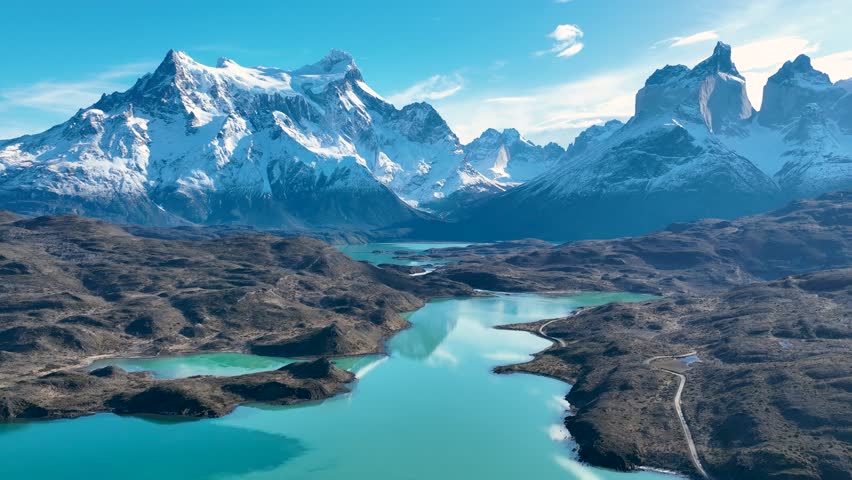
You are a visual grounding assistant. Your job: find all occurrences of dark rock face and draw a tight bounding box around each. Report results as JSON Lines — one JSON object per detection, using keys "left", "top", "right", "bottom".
{"left": 108, "top": 384, "right": 224, "bottom": 417}
{"left": 250, "top": 324, "right": 369, "bottom": 357}
{"left": 278, "top": 358, "right": 336, "bottom": 379}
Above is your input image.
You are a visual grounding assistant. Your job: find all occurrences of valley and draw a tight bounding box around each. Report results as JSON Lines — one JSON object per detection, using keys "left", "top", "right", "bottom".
{"left": 1, "top": 191, "right": 851, "bottom": 479}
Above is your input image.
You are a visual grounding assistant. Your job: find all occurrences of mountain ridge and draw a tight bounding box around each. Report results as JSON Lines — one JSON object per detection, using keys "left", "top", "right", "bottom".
{"left": 3, "top": 43, "right": 852, "bottom": 239}
{"left": 431, "top": 42, "right": 852, "bottom": 241}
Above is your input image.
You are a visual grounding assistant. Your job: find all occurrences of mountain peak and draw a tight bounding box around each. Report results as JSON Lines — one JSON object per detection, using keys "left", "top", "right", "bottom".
{"left": 693, "top": 41, "right": 738, "bottom": 76}
{"left": 472, "top": 128, "right": 525, "bottom": 145}
{"left": 323, "top": 48, "right": 355, "bottom": 65}
{"left": 635, "top": 40, "right": 752, "bottom": 132}
{"left": 792, "top": 54, "right": 814, "bottom": 70}
{"left": 767, "top": 53, "right": 832, "bottom": 87}
{"left": 760, "top": 52, "right": 843, "bottom": 127}
{"left": 501, "top": 128, "right": 521, "bottom": 138}
{"left": 162, "top": 49, "right": 195, "bottom": 67}
{"left": 149, "top": 49, "right": 197, "bottom": 80}
{"left": 294, "top": 49, "right": 358, "bottom": 77}
{"left": 645, "top": 64, "right": 690, "bottom": 86}
{"left": 713, "top": 41, "right": 732, "bottom": 59}
{"left": 216, "top": 56, "right": 235, "bottom": 68}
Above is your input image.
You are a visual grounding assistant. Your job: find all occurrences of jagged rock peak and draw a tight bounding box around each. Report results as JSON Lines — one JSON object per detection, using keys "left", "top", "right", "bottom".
{"left": 645, "top": 64, "right": 690, "bottom": 86}
{"left": 635, "top": 41, "right": 753, "bottom": 132}
{"left": 768, "top": 54, "right": 832, "bottom": 86}
{"left": 501, "top": 128, "right": 522, "bottom": 140}
{"left": 759, "top": 53, "right": 845, "bottom": 127}
{"left": 156, "top": 49, "right": 197, "bottom": 71}
{"left": 693, "top": 41, "right": 739, "bottom": 76}
{"left": 475, "top": 127, "right": 526, "bottom": 143}
{"left": 793, "top": 53, "right": 814, "bottom": 69}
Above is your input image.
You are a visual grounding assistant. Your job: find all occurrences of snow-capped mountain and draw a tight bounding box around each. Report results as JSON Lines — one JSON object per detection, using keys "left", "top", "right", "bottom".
{"left": 0, "top": 50, "right": 496, "bottom": 228}
{"left": 4, "top": 44, "right": 851, "bottom": 240}
{"left": 740, "top": 54, "right": 852, "bottom": 196}
{"left": 443, "top": 42, "right": 852, "bottom": 241}
{"left": 463, "top": 128, "right": 565, "bottom": 183}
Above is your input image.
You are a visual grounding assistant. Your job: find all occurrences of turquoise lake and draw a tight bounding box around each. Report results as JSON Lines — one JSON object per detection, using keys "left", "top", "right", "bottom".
{"left": 87, "top": 352, "right": 380, "bottom": 379}
{"left": 336, "top": 242, "right": 472, "bottom": 266}
{"left": 0, "top": 291, "right": 680, "bottom": 480}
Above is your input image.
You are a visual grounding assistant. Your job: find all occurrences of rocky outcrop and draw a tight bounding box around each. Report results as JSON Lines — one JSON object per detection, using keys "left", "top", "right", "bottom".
{"left": 250, "top": 324, "right": 374, "bottom": 357}
{"left": 1, "top": 361, "right": 354, "bottom": 421}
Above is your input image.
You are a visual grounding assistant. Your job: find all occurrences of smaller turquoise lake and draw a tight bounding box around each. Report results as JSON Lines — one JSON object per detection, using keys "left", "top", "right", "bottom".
{"left": 87, "top": 352, "right": 380, "bottom": 379}
{"left": 336, "top": 242, "right": 472, "bottom": 266}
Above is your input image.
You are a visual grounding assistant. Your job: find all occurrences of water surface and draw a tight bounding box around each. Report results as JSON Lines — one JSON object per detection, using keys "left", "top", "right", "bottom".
{"left": 337, "top": 242, "right": 472, "bottom": 266}
{"left": 0, "top": 292, "right": 679, "bottom": 480}
{"left": 87, "top": 352, "right": 379, "bottom": 379}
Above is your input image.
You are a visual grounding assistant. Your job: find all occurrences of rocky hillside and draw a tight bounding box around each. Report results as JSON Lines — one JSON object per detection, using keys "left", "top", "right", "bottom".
{"left": 419, "top": 192, "right": 852, "bottom": 479}
{"left": 0, "top": 212, "right": 470, "bottom": 419}
{"left": 499, "top": 269, "right": 852, "bottom": 480}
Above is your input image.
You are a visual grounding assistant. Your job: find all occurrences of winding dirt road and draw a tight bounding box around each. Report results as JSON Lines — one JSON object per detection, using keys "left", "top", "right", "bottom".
{"left": 647, "top": 352, "right": 709, "bottom": 479}
{"left": 538, "top": 318, "right": 566, "bottom": 347}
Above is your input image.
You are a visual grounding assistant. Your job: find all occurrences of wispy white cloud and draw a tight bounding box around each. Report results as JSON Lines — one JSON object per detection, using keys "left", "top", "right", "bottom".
{"left": 814, "top": 50, "right": 852, "bottom": 82}
{"left": 538, "top": 24, "right": 585, "bottom": 58}
{"left": 386, "top": 74, "right": 465, "bottom": 106}
{"left": 435, "top": 68, "right": 641, "bottom": 145}
{"left": 490, "top": 60, "right": 509, "bottom": 70}
{"left": 0, "top": 61, "right": 155, "bottom": 114}
{"left": 655, "top": 30, "right": 720, "bottom": 48}
{"left": 731, "top": 36, "right": 820, "bottom": 108}
{"left": 733, "top": 36, "right": 819, "bottom": 72}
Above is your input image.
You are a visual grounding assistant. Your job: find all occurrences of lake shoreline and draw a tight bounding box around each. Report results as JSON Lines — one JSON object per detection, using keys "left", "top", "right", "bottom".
{"left": 2, "top": 290, "right": 680, "bottom": 480}
{"left": 494, "top": 320, "right": 692, "bottom": 479}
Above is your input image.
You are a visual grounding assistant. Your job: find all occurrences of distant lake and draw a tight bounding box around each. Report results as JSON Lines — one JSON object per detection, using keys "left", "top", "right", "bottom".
{"left": 336, "top": 242, "right": 474, "bottom": 266}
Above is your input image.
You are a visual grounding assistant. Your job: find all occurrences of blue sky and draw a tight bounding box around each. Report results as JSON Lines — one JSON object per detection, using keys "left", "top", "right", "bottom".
{"left": 2, "top": 0, "right": 851, "bottom": 145}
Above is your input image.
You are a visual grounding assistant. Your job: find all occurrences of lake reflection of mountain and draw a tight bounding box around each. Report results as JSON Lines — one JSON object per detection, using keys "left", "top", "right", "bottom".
{"left": 389, "top": 308, "right": 458, "bottom": 360}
